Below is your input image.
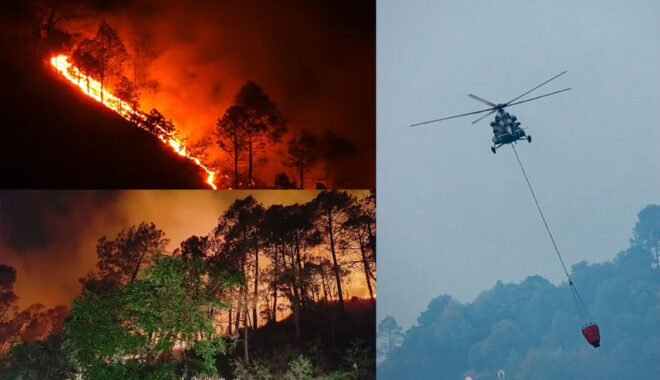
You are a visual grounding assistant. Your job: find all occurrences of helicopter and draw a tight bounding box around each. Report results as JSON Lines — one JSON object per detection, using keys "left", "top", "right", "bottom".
{"left": 411, "top": 71, "right": 571, "bottom": 153}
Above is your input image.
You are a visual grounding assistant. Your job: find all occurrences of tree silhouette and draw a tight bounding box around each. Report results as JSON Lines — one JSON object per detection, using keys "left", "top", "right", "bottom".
{"left": 71, "top": 38, "right": 100, "bottom": 93}
{"left": 215, "top": 196, "right": 264, "bottom": 363}
{"left": 0, "top": 265, "right": 18, "bottom": 323}
{"left": 216, "top": 105, "right": 250, "bottom": 188}
{"left": 80, "top": 222, "right": 168, "bottom": 292}
{"left": 114, "top": 76, "right": 138, "bottom": 114}
{"left": 344, "top": 195, "right": 376, "bottom": 304}
{"left": 145, "top": 108, "right": 175, "bottom": 135}
{"left": 632, "top": 204, "right": 660, "bottom": 267}
{"left": 93, "top": 20, "right": 129, "bottom": 102}
{"left": 285, "top": 130, "right": 321, "bottom": 189}
{"left": 311, "top": 190, "right": 354, "bottom": 312}
{"left": 70, "top": 21, "right": 129, "bottom": 102}
{"left": 40, "top": 8, "right": 72, "bottom": 56}
{"left": 234, "top": 81, "right": 286, "bottom": 185}
{"left": 274, "top": 172, "right": 298, "bottom": 189}
{"left": 129, "top": 34, "right": 158, "bottom": 94}
{"left": 377, "top": 316, "right": 404, "bottom": 359}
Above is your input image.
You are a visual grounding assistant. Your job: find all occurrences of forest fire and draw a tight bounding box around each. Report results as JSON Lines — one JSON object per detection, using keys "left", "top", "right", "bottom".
{"left": 0, "top": 190, "right": 375, "bottom": 378}
{"left": 49, "top": 55, "right": 218, "bottom": 189}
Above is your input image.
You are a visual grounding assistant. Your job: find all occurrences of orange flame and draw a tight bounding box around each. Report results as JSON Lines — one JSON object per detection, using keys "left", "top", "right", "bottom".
{"left": 49, "top": 55, "right": 218, "bottom": 189}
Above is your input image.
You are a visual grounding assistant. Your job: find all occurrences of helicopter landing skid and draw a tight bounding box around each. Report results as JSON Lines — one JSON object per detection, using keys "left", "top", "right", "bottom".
{"left": 491, "top": 143, "right": 504, "bottom": 153}
{"left": 492, "top": 135, "right": 531, "bottom": 154}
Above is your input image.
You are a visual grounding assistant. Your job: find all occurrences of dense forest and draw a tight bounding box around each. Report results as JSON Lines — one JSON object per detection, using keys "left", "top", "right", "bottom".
{"left": 378, "top": 205, "right": 660, "bottom": 379}
{"left": 0, "top": 190, "right": 376, "bottom": 379}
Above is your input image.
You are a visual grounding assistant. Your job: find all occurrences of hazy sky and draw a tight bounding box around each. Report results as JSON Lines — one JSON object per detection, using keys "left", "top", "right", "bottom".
{"left": 378, "top": 0, "right": 659, "bottom": 328}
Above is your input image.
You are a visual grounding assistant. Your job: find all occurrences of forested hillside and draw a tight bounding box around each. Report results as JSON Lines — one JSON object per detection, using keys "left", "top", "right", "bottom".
{"left": 378, "top": 205, "right": 660, "bottom": 380}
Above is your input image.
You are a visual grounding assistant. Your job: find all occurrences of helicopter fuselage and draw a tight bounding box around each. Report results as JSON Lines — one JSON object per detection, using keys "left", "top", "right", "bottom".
{"left": 489, "top": 109, "right": 530, "bottom": 153}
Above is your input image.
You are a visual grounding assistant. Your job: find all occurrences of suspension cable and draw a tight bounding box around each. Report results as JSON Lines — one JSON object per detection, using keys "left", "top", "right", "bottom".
{"left": 511, "top": 144, "right": 595, "bottom": 324}
{"left": 511, "top": 144, "right": 572, "bottom": 282}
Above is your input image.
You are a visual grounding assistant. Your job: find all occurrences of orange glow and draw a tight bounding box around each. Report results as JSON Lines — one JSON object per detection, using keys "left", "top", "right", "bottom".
{"left": 49, "top": 55, "right": 218, "bottom": 189}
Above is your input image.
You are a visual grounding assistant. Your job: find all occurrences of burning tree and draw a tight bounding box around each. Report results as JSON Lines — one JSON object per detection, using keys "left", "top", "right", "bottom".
{"left": 146, "top": 108, "right": 175, "bottom": 136}
{"left": 70, "top": 20, "right": 129, "bottom": 103}
{"left": 94, "top": 20, "right": 129, "bottom": 103}
{"left": 71, "top": 39, "right": 100, "bottom": 93}
{"left": 114, "top": 76, "right": 138, "bottom": 114}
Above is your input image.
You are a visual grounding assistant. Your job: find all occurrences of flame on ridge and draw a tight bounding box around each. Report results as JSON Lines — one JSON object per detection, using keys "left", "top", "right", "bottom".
{"left": 49, "top": 55, "right": 218, "bottom": 190}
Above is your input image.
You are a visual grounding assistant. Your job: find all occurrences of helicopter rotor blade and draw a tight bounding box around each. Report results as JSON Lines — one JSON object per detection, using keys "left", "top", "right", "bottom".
{"left": 468, "top": 94, "right": 496, "bottom": 107}
{"left": 505, "top": 88, "right": 571, "bottom": 108}
{"left": 471, "top": 109, "right": 497, "bottom": 124}
{"left": 505, "top": 71, "right": 567, "bottom": 105}
{"left": 410, "top": 106, "right": 496, "bottom": 127}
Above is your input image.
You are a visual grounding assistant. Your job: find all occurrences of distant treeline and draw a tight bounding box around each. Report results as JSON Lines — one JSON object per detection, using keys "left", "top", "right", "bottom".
{"left": 378, "top": 205, "right": 660, "bottom": 380}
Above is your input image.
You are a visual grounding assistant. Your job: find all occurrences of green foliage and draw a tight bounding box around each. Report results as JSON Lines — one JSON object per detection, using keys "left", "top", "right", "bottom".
{"left": 342, "top": 340, "right": 375, "bottom": 380}
{"left": 283, "top": 355, "right": 314, "bottom": 380}
{"left": 67, "top": 253, "right": 233, "bottom": 379}
{"left": 0, "top": 332, "right": 76, "bottom": 379}
{"left": 233, "top": 359, "right": 273, "bottom": 380}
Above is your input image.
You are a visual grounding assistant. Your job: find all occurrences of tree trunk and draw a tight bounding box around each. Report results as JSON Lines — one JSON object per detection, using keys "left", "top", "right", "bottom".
{"left": 252, "top": 246, "right": 259, "bottom": 331}
{"left": 320, "top": 266, "right": 329, "bottom": 303}
{"left": 271, "top": 246, "right": 279, "bottom": 323}
{"left": 233, "top": 129, "right": 239, "bottom": 189}
{"left": 294, "top": 235, "right": 306, "bottom": 311}
{"left": 248, "top": 136, "right": 253, "bottom": 185}
{"left": 130, "top": 248, "right": 148, "bottom": 283}
{"left": 234, "top": 289, "right": 241, "bottom": 334}
{"left": 327, "top": 211, "right": 344, "bottom": 311}
{"left": 366, "top": 223, "right": 376, "bottom": 258}
{"left": 359, "top": 240, "right": 375, "bottom": 304}
{"left": 227, "top": 303, "right": 233, "bottom": 335}
{"left": 284, "top": 245, "right": 301, "bottom": 340}
{"left": 243, "top": 285, "right": 249, "bottom": 364}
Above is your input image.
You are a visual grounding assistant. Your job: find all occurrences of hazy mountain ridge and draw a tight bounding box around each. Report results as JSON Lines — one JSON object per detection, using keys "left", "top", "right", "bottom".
{"left": 379, "top": 206, "right": 660, "bottom": 380}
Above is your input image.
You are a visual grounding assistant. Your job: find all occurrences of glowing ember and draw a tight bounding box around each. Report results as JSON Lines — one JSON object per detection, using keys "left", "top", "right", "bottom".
{"left": 49, "top": 55, "right": 218, "bottom": 189}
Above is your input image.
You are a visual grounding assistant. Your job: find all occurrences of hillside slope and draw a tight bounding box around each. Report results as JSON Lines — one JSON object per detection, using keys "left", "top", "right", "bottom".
{"left": 0, "top": 51, "right": 207, "bottom": 189}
